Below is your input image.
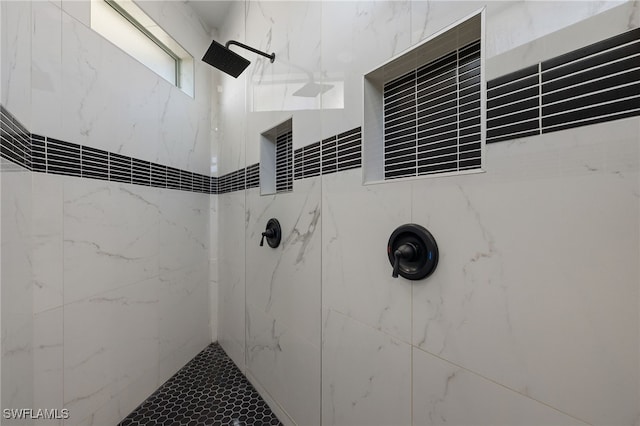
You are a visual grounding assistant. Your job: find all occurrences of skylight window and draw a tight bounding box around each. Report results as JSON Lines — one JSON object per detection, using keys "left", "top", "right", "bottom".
{"left": 91, "top": 0, "right": 194, "bottom": 97}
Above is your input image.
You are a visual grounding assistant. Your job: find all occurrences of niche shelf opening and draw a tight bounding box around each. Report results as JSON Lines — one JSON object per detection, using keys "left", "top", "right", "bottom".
{"left": 260, "top": 118, "right": 293, "bottom": 195}
{"left": 363, "top": 10, "right": 485, "bottom": 184}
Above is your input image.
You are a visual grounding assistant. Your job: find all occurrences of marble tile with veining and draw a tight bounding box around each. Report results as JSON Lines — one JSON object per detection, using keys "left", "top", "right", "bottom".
{"left": 33, "top": 307, "right": 64, "bottom": 426}
{"left": 158, "top": 260, "right": 210, "bottom": 364}
{"left": 1, "top": 167, "right": 34, "bottom": 417}
{"left": 486, "top": 1, "right": 639, "bottom": 80}
{"left": 245, "top": 177, "right": 321, "bottom": 341}
{"left": 158, "top": 189, "right": 209, "bottom": 272}
{"left": 484, "top": 0, "right": 627, "bottom": 58}
{"left": 61, "top": 11, "right": 127, "bottom": 152}
{"left": 31, "top": 0, "right": 63, "bottom": 138}
{"left": 411, "top": 118, "right": 640, "bottom": 425}
{"left": 63, "top": 179, "right": 160, "bottom": 304}
{"left": 322, "top": 309, "right": 411, "bottom": 426}
{"left": 320, "top": 0, "right": 411, "bottom": 139}
{"left": 63, "top": 278, "right": 160, "bottom": 426}
{"left": 1, "top": 0, "right": 32, "bottom": 125}
{"left": 32, "top": 173, "right": 64, "bottom": 314}
{"left": 244, "top": 177, "right": 322, "bottom": 426}
{"left": 217, "top": 192, "right": 247, "bottom": 370}
{"left": 412, "top": 347, "right": 588, "bottom": 426}
{"left": 322, "top": 168, "right": 413, "bottom": 342}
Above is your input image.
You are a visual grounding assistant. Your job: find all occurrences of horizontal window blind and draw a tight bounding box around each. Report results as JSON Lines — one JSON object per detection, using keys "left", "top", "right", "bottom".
{"left": 383, "top": 39, "right": 482, "bottom": 180}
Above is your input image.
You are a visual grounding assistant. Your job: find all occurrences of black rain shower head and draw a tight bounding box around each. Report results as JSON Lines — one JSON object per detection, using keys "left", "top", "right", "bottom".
{"left": 202, "top": 40, "right": 275, "bottom": 78}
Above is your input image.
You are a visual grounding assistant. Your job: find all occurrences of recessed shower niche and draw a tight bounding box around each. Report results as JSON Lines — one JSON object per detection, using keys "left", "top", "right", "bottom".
{"left": 260, "top": 118, "right": 293, "bottom": 195}
{"left": 363, "top": 10, "right": 485, "bottom": 184}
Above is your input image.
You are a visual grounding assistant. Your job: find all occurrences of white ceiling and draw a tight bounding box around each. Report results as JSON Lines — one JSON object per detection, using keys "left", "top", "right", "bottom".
{"left": 185, "top": 0, "right": 235, "bottom": 32}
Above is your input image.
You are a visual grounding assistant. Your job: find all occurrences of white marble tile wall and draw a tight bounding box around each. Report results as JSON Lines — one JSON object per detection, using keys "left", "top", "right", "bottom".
{"left": 321, "top": 309, "right": 411, "bottom": 426}
{"left": 214, "top": 2, "right": 640, "bottom": 426}
{"left": 320, "top": 0, "right": 412, "bottom": 140}
{"left": 31, "top": 0, "right": 212, "bottom": 175}
{"left": 486, "top": 0, "right": 640, "bottom": 80}
{"left": 1, "top": 2, "right": 33, "bottom": 422}
{"left": 217, "top": 192, "right": 246, "bottom": 370}
{"left": 31, "top": 1, "right": 62, "bottom": 138}
{"left": 1, "top": 1, "right": 32, "bottom": 127}
{"left": 216, "top": 2, "right": 247, "bottom": 176}
{"left": 245, "top": 177, "right": 322, "bottom": 426}
{"left": 322, "top": 168, "right": 412, "bottom": 342}
{"left": 1, "top": 165, "right": 34, "bottom": 425}
{"left": 242, "top": 0, "right": 323, "bottom": 160}
{"left": 210, "top": 194, "right": 219, "bottom": 343}
{"left": 158, "top": 260, "right": 211, "bottom": 385}
{"left": 33, "top": 307, "right": 63, "bottom": 426}
{"left": 411, "top": 118, "right": 639, "bottom": 425}
{"left": 32, "top": 173, "right": 64, "bottom": 426}
{"left": 22, "top": 172, "right": 212, "bottom": 426}
{"left": 412, "top": 347, "right": 587, "bottom": 426}
{"left": 1, "top": 0, "right": 214, "bottom": 423}
{"left": 63, "top": 180, "right": 160, "bottom": 304}
{"left": 158, "top": 189, "right": 209, "bottom": 273}
{"left": 63, "top": 277, "right": 160, "bottom": 425}
{"left": 1, "top": 165, "right": 2, "bottom": 419}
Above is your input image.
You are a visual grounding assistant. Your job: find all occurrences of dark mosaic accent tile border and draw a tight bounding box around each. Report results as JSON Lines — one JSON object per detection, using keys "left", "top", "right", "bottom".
{"left": 487, "top": 27, "right": 640, "bottom": 144}
{"left": 245, "top": 163, "right": 259, "bottom": 189}
{"left": 219, "top": 126, "right": 363, "bottom": 194}
{"left": 210, "top": 176, "right": 219, "bottom": 194}
{"left": 0, "top": 105, "right": 362, "bottom": 195}
{"left": 335, "top": 127, "right": 362, "bottom": 173}
{"left": 119, "top": 343, "right": 282, "bottom": 426}
{"left": 295, "top": 126, "right": 362, "bottom": 181}
{"left": 0, "top": 105, "right": 214, "bottom": 194}
{"left": 0, "top": 105, "right": 31, "bottom": 170}
{"left": 295, "top": 141, "right": 320, "bottom": 179}
{"left": 218, "top": 168, "right": 246, "bottom": 194}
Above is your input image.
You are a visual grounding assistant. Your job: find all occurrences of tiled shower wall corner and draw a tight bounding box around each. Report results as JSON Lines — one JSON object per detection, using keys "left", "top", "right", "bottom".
{"left": 1, "top": 1, "right": 640, "bottom": 426}
{"left": 216, "top": 2, "right": 640, "bottom": 426}
{"left": 1, "top": 1, "right": 216, "bottom": 425}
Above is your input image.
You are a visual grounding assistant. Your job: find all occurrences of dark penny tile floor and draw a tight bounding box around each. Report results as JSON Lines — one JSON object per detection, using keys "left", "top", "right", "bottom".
{"left": 118, "top": 343, "right": 282, "bottom": 426}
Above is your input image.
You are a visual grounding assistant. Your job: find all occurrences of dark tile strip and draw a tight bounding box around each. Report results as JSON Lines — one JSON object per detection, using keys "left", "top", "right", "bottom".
{"left": 0, "top": 106, "right": 218, "bottom": 194}
{"left": 0, "top": 105, "right": 362, "bottom": 195}
{"left": 487, "top": 27, "right": 640, "bottom": 144}
{"left": 31, "top": 135, "right": 46, "bottom": 173}
{"left": 294, "top": 141, "right": 321, "bottom": 180}
{"left": 246, "top": 163, "right": 260, "bottom": 189}
{"left": 1, "top": 106, "right": 31, "bottom": 170}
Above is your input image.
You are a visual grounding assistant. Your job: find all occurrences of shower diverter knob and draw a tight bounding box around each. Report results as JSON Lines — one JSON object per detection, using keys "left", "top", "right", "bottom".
{"left": 260, "top": 218, "right": 282, "bottom": 248}
{"left": 387, "top": 224, "right": 438, "bottom": 280}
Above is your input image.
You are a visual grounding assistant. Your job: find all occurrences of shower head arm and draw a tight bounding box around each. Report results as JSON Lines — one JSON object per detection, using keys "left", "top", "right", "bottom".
{"left": 225, "top": 40, "right": 275, "bottom": 63}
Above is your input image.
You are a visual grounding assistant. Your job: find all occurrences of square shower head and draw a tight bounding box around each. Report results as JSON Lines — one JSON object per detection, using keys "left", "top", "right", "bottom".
{"left": 202, "top": 40, "right": 250, "bottom": 78}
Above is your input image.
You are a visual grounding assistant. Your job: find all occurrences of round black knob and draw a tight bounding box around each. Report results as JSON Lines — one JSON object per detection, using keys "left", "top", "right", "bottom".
{"left": 260, "top": 218, "right": 282, "bottom": 248}
{"left": 387, "top": 224, "right": 438, "bottom": 280}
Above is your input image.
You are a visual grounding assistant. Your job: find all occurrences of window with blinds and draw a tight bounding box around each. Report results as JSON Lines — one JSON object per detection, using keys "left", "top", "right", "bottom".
{"left": 383, "top": 39, "right": 482, "bottom": 179}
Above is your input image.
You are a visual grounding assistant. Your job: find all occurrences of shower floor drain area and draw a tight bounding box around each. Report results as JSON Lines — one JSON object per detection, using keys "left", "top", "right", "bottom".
{"left": 119, "top": 343, "right": 282, "bottom": 426}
